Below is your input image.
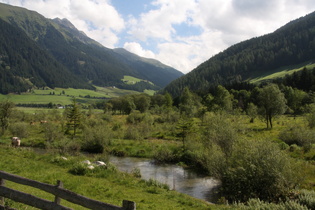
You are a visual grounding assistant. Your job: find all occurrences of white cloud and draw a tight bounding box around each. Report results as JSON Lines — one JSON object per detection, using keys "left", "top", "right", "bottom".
{"left": 127, "top": 0, "right": 196, "bottom": 41}
{"left": 123, "top": 42, "right": 155, "bottom": 58}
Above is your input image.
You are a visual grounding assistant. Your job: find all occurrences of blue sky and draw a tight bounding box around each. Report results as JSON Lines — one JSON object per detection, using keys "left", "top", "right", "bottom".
{"left": 1, "top": 0, "right": 315, "bottom": 73}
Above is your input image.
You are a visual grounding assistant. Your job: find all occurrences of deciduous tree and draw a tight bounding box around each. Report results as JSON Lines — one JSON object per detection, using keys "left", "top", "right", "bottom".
{"left": 0, "top": 100, "right": 14, "bottom": 134}
{"left": 258, "top": 84, "right": 287, "bottom": 128}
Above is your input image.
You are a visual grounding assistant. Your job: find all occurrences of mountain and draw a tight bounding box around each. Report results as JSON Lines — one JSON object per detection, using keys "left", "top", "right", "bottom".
{"left": 0, "top": 3, "right": 183, "bottom": 94}
{"left": 163, "top": 11, "right": 315, "bottom": 97}
{"left": 113, "top": 48, "right": 183, "bottom": 87}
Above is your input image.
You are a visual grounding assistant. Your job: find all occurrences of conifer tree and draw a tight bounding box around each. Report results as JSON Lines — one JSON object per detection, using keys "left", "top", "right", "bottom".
{"left": 65, "top": 98, "right": 81, "bottom": 136}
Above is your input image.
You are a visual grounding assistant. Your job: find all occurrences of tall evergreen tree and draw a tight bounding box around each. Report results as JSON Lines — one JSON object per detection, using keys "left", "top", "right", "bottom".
{"left": 65, "top": 98, "right": 81, "bottom": 136}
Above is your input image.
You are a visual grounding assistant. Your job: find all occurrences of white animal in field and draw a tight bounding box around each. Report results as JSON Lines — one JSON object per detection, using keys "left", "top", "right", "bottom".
{"left": 94, "top": 161, "right": 106, "bottom": 166}
{"left": 11, "top": 137, "right": 21, "bottom": 147}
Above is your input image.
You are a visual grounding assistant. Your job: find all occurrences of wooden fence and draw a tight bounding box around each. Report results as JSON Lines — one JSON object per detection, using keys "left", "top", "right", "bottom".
{"left": 0, "top": 170, "right": 136, "bottom": 210}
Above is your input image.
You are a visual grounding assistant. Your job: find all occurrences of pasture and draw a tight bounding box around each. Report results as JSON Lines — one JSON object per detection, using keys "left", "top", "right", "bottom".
{"left": 250, "top": 62, "right": 315, "bottom": 83}
{"left": 0, "top": 86, "right": 140, "bottom": 106}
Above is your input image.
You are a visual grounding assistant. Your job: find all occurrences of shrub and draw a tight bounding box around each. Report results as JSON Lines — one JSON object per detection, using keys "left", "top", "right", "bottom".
{"left": 307, "top": 110, "right": 315, "bottom": 128}
{"left": 279, "top": 126, "right": 315, "bottom": 147}
{"left": 289, "top": 144, "right": 299, "bottom": 152}
{"left": 279, "top": 142, "right": 289, "bottom": 150}
{"left": 131, "top": 167, "right": 141, "bottom": 178}
{"left": 153, "top": 146, "right": 178, "bottom": 163}
{"left": 124, "top": 126, "right": 140, "bottom": 140}
{"left": 68, "top": 163, "right": 89, "bottom": 175}
{"left": 234, "top": 198, "right": 307, "bottom": 210}
{"left": 9, "top": 122, "right": 29, "bottom": 138}
{"left": 81, "top": 125, "right": 112, "bottom": 153}
{"left": 209, "top": 141, "right": 301, "bottom": 203}
{"left": 297, "top": 189, "right": 315, "bottom": 209}
{"left": 126, "top": 110, "right": 145, "bottom": 124}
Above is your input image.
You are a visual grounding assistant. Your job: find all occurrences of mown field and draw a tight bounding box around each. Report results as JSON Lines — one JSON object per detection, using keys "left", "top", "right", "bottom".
{"left": 0, "top": 86, "right": 144, "bottom": 105}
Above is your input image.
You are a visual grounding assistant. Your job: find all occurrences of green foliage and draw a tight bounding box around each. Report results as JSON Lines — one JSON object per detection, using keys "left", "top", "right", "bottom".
{"left": 213, "top": 85, "right": 233, "bottom": 111}
{"left": 153, "top": 146, "right": 179, "bottom": 163}
{"left": 298, "top": 189, "right": 315, "bottom": 209}
{"left": 246, "top": 102, "right": 258, "bottom": 123}
{"left": 131, "top": 167, "right": 141, "bottom": 178}
{"left": 0, "top": 100, "right": 14, "bottom": 134}
{"left": 258, "top": 84, "right": 287, "bottom": 128}
{"left": 282, "top": 86, "right": 307, "bottom": 116}
{"left": 307, "top": 108, "right": 315, "bottom": 128}
{"left": 218, "top": 141, "right": 300, "bottom": 203}
{"left": 65, "top": 98, "right": 81, "bottom": 136}
{"left": 279, "top": 126, "right": 315, "bottom": 149}
{"left": 81, "top": 125, "right": 112, "bottom": 153}
{"left": 178, "top": 87, "right": 202, "bottom": 117}
{"left": 235, "top": 198, "right": 308, "bottom": 210}
{"left": 42, "top": 122, "right": 63, "bottom": 144}
{"left": 68, "top": 162, "right": 89, "bottom": 175}
{"left": 201, "top": 112, "right": 237, "bottom": 157}
{"left": 9, "top": 122, "right": 29, "bottom": 138}
{"left": 126, "top": 110, "right": 146, "bottom": 124}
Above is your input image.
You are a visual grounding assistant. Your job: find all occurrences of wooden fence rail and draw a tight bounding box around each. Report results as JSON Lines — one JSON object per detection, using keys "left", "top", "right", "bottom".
{"left": 0, "top": 170, "right": 136, "bottom": 210}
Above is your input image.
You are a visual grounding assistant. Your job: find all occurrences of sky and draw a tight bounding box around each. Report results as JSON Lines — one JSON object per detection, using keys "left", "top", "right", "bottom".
{"left": 1, "top": 0, "right": 315, "bottom": 73}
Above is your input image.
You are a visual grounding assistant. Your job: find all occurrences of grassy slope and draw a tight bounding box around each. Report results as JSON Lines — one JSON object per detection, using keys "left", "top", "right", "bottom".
{"left": 0, "top": 146, "right": 216, "bottom": 210}
{"left": 122, "top": 76, "right": 154, "bottom": 85}
{"left": 249, "top": 62, "right": 315, "bottom": 84}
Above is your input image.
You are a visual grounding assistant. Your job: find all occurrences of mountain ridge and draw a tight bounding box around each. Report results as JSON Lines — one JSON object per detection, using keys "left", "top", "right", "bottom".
{"left": 0, "top": 2, "right": 183, "bottom": 94}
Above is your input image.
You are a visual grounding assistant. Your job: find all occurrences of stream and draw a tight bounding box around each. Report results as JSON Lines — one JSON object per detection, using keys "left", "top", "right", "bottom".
{"left": 109, "top": 156, "right": 220, "bottom": 203}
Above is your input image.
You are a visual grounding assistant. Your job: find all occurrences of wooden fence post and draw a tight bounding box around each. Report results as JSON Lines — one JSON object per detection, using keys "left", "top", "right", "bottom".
{"left": 54, "top": 180, "right": 63, "bottom": 205}
{"left": 0, "top": 178, "right": 4, "bottom": 205}
{"left": 122, "top": 200, "right": 136, "bottom": 210}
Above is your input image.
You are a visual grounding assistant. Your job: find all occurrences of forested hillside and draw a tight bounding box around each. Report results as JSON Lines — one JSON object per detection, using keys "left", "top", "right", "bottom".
{"left": 0, "top": 3, "right": 183, "bottom": 94}
{"left": 164, "top": 11, "right": 315, "bottom": 97}
{"left": 0, "top": 19, "right": 91, "bottom": 93}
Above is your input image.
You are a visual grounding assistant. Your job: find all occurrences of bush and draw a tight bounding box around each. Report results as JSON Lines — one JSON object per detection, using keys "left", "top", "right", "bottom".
{"left": 307, "top": 110, "right": 315, "bottom": 128}
{"left": 131, "top": 167, "right": 141, "bottom": 178}
{"left": 289, "top": 144, "right": 299, "bottom": 152}
{"left": 211, "top": 141, "right": 301, "bottom": 203}
{"left": 298, "top": 189, "right": 315, "bottom": 209}
{"left": 124, "top": 125, "right": 141, "bottom": 140}
{"left": 81, "top": 125, "right": 112, "bottom": 153}
{"left": 9, "top": 122, "right": 29, "bottom": 138}
{"left": 126, "top": 110, "right": 145, "bottom": 124}
{"left": 68, "top": 163, "right": 89, "bottom": 175}
{"left": 234, "top": 198, "right": 307, "bottom": 210}
{"left": 153, "top": 146, "right": 178, "bottom": 163}
{"left": 279, "top": 126, "right": 315, "bottom": 147}
{"left": 279, "top": 142, "right": 289, "bottom": 150}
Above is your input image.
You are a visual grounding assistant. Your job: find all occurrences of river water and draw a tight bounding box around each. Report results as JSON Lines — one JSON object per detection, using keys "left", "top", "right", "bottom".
{"left": 109, "top": 156, "right": 220, "bottom": 203}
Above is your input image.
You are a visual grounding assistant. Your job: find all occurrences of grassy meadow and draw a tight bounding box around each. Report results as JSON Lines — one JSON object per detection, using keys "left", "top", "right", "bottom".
{"left": 249, "top": 62, "right": 315, "bottom": 84}
{"left": 0, "top": 146, "right": 216, "bottom": 210}
{"left": 0, "top": 86, "right": 140, "bottom": 105}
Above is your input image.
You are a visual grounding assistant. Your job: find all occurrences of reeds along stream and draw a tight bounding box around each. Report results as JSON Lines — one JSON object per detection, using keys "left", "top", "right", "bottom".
{"left": 109, "top": 156, "right": 220, "bottom": 203}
